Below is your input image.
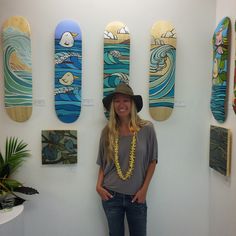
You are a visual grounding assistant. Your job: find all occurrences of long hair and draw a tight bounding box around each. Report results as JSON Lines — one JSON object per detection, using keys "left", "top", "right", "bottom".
{"left": 102, "top": 99, "right": 148, "bottom": 161}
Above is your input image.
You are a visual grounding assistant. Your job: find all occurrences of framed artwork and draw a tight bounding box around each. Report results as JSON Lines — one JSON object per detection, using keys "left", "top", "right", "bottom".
{"left": 42, "top": 130, "right": 77, "bottom": 164}
{"left": 209, "top": 125, "right": 231, "bottom": 176}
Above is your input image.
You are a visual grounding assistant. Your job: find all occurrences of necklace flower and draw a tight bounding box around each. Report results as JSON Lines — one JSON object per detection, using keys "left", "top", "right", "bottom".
{"left": 114, "top": 133, "right": 137, "bottom": 180}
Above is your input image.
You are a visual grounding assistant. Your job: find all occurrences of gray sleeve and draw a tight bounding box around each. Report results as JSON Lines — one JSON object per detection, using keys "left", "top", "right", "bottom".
{"left": 147, "top": 123, "right": 158, "bottom": 163}
{"left": 96, "top": 134, "right": 104, "bottom": 166}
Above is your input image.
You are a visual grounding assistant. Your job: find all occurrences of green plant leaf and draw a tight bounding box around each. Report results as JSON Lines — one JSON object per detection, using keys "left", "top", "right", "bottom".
{"left": 1, "top": 178, "right": 22, "bottom": 190}
{"left": 0, "top": 164, "right": 10, "bottom": 178}
{"left": 0, "top": 152, "right": 4, "bottom": 167}
{"left": 0, "top": 137, "right": 38, "bottom": 197}
{"left": 14, "top": 186, "right": 39, "bottom": 195}
{"left": 2, "top": 137, "right": 30, "bottom": 175}
{"left": 0, "top": 152, "right": 4, "bottom": 175}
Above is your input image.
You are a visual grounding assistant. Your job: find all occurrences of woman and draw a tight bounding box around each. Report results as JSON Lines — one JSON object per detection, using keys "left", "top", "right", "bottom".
{"left": 96, "top": 83, "right": 158, "bottom": 236}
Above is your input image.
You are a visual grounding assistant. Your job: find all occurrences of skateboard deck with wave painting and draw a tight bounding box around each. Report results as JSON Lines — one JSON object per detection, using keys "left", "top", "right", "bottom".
{"left": 149, "top": 21, "right": 176, "bottom": 121}
{"left": 210, "top": 17, "right": 231, "bottom": 123}
{"left": 103, "top": 21, "right": 130, "bottom": 117}
{"left": 55, "top": 19, "right": 82, "bottom": 123}
{"left": 232, "top": 20, "right": 236, "bottom": 113}
{"left": 2, "top": 16, "right": 32, "bottom": 122}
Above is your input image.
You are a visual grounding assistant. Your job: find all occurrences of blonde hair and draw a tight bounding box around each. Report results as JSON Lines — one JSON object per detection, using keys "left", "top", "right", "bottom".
{"left": 102, "top": 99, "right": 148, "bottom": 161}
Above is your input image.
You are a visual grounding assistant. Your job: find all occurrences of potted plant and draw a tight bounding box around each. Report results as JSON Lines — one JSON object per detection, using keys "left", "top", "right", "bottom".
{"left": 0, "top": 137, "right": 38, "bottom": 208}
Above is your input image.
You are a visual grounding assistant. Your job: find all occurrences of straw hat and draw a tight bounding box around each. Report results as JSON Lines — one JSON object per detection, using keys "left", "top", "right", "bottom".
{"left": 102, "top": 83, "right": 143, "bottom": 112}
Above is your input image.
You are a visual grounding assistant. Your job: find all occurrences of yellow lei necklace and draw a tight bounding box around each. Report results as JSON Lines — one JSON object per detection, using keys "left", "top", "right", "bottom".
{"left": 114, "top": 133, "right": 137, "bottom": 181}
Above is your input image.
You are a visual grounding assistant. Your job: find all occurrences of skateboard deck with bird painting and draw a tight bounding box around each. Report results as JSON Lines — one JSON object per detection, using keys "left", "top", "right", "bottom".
{"left": 232, "top": 20, "right": 236, "bottom": 113}
{"left": 149, "top": 21, "right": 176, "bottom": 121}
{"left": 2, "top": 16, "right": 32, "bottom": 122}
{"left": 103, "top": 21, "right": 130, "bottom": 117}
{"left": 210, "top": 17, "right": 231, "bottom": 123}
{"left": 55, "top": 19, "right": 82, "bottom": 123}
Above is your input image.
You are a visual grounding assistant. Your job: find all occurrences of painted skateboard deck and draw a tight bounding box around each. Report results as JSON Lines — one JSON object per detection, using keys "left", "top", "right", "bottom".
{"left": 103, "top": 21, "right": 130, "bottom": 117}
{"left": 233, "top": 20, "right": 236, "bottom": 113}
{"left": 2, "top": 16, "right": 32, "bottom": 122}
{"left": 149, "top": 21, "right": 176, "bottom": 121}
{"left": 55, "top": 19, "right": 82, "bottom": 123}
{"left": 210, "top": 17, "right": 231, "bottom": 123}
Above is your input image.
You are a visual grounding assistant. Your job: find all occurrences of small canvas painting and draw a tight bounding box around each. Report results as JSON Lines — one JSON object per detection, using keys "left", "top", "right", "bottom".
{"left": 209, "top": 125, "right": 231, "bottom": 176}
{"left": 42, "top": 130, "right": 77, "bottom": 164}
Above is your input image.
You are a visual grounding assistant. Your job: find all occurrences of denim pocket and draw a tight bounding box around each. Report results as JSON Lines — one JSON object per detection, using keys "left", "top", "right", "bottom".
{"left": 107, "top": 189, "right": 116, "bottom": 197}
{"left": 102, "top": 188, "right": 116, "bottom": 202}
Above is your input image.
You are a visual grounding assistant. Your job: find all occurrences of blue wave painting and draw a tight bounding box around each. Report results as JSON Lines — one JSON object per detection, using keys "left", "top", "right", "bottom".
{"left": 149, "top": 44, "right": 176, "bottom": 108}
{"left": 103, "top": 22, "right": 130, "bottom": 118}
{"left": 210, "top": 17, "right": 230, "bottom": 123}
{"left": 3, "top": 24, "right": 32, "bottom": 108}
{"left": 104, "top": 43, "right": 130, "bottom": 97}
{"left": 55, "top": 20, "right": 82, "bottom": 123}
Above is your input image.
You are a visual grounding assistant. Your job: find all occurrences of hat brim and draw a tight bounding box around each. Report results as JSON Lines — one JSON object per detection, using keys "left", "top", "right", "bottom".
{"left": 102, "top": 93, "right": 143, "bottom": 112}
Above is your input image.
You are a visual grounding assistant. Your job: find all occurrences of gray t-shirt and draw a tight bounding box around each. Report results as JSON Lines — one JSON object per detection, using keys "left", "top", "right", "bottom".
{"left": 96, "top": 122, "right": 158, "bottom": 195}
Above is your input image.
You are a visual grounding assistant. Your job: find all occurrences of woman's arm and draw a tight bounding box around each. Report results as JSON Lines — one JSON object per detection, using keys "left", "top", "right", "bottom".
{"left": 96, "top": 167, "right": 113, "bottom": 200}
{"left": 132, "top": 160, "right": 157, "bottom": 203}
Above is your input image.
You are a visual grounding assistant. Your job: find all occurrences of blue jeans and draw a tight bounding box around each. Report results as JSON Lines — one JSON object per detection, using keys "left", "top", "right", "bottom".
{"left": 102, "top": 189, "right": 147, "bottom": 236}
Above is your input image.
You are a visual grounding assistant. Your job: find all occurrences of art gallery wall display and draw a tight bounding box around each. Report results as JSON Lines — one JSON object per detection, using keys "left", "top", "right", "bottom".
{"left": 209, "top": 125, "right": 231, "bottom": 176}
{"left": 232, "top": 20, "right": 236, "bottom": 114}
{"left": 2, "top": 16, "right": 32, "bottom": 122}
{"left": 42, "top": 130, "right": 77, "bottom": 164}
{"left": 55, "top": 19, "right": 82, "bottom": 123}
{"left": 103, "top": 21, "right": 130, "bottom": 118}
{"left": 210, "top": 17, "right": 231, "bottom": 123}
{"left": 149, "top": 21, "right": 176, "bottom": 121}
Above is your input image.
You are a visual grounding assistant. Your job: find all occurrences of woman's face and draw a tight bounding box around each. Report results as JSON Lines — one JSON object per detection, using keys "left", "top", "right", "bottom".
{"left": 113, "top": 94, "right": 132, "bottom": 119}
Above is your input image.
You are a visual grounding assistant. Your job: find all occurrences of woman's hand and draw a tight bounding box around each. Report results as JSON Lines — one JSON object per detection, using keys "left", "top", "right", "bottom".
{"left": 132, "top": 188, "right": 147, "bottom": 203}
{"left": 132, "top": 160, "right": 157, "bottom": 203}
{"left": 96, "top": 167, "right": 113, "bottom": 200}
{"left": 96, "top": 186, "right": 113, "bottom": 201}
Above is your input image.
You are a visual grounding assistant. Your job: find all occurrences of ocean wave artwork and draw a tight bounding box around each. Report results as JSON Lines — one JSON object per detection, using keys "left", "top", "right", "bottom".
{"left": 3, "top": 18, "right": 32, "bottom": 107}
{"left": 55, "top": 20, "right": 82, "bottom": 123}
{"left": 149, "top": 21, "right": 176, "bottom": 121}
{"left": 103, "top": 22, "right": 130, "bottom": 118}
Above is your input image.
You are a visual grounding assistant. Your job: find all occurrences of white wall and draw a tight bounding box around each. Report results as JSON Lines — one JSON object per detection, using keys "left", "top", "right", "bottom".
{"left": 0, "top": 0, "right": 216, "bottom": 235}
{"left": 209, "top": 1, "right": 236, "bottom": 236}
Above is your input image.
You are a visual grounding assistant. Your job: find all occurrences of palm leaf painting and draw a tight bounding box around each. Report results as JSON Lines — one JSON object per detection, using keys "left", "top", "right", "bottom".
{"left": 42, "top": 130, "right": 77, "bottom": 164}
{"left": 209, "top": 125, "right": 231, "bottom": 176}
